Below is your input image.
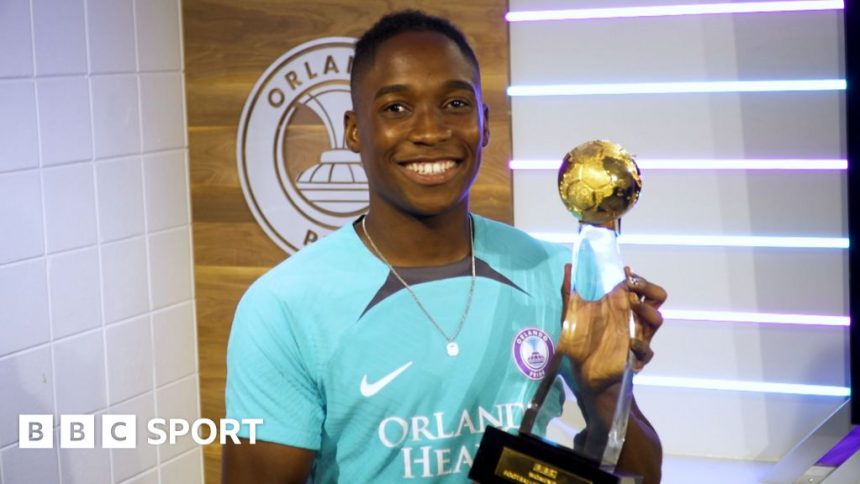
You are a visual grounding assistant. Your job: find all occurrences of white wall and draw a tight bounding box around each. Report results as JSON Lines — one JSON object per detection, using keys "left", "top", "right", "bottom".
{"left": 0, "top": 0, "right": 201, "bottom": 483}
{"left": 508, "top": 1, "right": 849, "bottom": 482}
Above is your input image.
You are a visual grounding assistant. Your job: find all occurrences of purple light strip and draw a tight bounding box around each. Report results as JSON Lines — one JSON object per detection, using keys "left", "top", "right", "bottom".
{"left": 635, "top": 375, "right": 850, "bottom": 397}
{"left": 507, "top": 79, "right": 846, "bottom": 96}
{"left": 509, "top": 159, "right": 848, "bottom": 171}
{"left": 530, "top": 232, "right": 849, "bottom": 249}
{"left": 817, "top": 427, "right": 860, "bottom": 467}
{"left": 506, "top": 1, "right": 844, "bottom": 22}
{"left": 662, "top": 309, "right": 850, "bottom": 327}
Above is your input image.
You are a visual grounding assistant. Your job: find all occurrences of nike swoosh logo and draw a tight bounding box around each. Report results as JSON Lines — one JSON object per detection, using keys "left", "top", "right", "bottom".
{"left": 360, "top": 361, "right": 414, "bottom": 398}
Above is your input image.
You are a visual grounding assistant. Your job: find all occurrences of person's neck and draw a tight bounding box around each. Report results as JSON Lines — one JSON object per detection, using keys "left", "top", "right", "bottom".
{"left": 359, "top": 203, "right": 473, "bottom": 268}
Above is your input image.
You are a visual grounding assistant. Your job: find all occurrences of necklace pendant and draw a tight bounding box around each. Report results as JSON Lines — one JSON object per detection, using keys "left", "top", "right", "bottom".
{"left": 446, "top": 342, "right": 460, "bottom": 357}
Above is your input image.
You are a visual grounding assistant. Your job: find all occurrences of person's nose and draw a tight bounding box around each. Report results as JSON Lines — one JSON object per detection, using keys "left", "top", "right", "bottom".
{"left": 408, "top": 106, "right": 452, "bottom": 145}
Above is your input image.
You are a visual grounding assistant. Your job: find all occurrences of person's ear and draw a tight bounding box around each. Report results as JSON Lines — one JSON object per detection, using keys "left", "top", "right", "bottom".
{"left": 345, "top": 111, "right": 360, "bottom": 153}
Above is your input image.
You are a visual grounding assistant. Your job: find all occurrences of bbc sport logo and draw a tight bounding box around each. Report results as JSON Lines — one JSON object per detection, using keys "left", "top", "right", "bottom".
{"left": 18, "top": 414, "right": 263, "bottom": 449}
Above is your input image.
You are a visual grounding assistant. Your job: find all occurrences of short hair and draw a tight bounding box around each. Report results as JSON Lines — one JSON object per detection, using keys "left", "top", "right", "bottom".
{"left": 350, "top": 10, "right": 481, "bottom": 96}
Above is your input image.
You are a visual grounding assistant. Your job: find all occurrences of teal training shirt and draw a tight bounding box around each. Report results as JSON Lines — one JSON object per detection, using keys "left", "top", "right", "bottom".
{"left": 226, "top": 214, "right": 568, "bottom": 481}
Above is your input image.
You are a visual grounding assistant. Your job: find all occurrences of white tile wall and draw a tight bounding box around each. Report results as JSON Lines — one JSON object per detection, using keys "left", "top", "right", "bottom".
{"left": 123, "top": 469, "right": 159, "bottom": 484}
{"left": 135, "top": 0, "right": 183, "bottom": 72}
{"left": 101, "top": 236, "right": 150, "bottom": 324}
{"left": 0, "top": 0, "right": 34, "bottom": 78}
{"left": 160, "top": 448, "right": 203, "bottom": 484}
{"left": 1, "top": 445, "right": 60, "bottom": 484}
{"left": 53, "top": 331, "right": 107, "bottom": 415}
{"left": 0, "top": 259, "right": 50, "bottom": 357}
{"left": 42, "top": 163, "right": 98, "bottom": 253}
{"left": 91, "top": 75, "right": 141, "bottom": 159}
{"left": 0, "top": 170, "right": 44, "bottom": 264}
{"left": 87, "top": 0, "right": 137, "bottom": 74}
{"left": 110, "top": 393, "right": 158, "bottom": 482}
{"left": 0, "top": 347, "right": 54, "bottom": 447}
{"left": 143, "top": 150, "right": 189, "bottom": 231}
{"left": 31, "top": 0, "right": 88, "bottom": 76}
{"left": 96, "top": 156, "right": 146, "bottom": 242}
{"left": 48, "top": 247, "right": 102, "bottom": 339}
{"left": 152, "top": 302, "right": 196, "bottom": 387}
{"left": 36, "top": 77, "right": 93, "bottom": 166}
{"left": 0, "top": 0, "right": 198, "bottom": 480}
{"left": 106, "top": 316, "right": 153, "bottom": 405}
{"left": 156, "top": 376, "right": 200, "bottom": 462}
{"left": 59, "top": 411, "right": 112, "bottom": 484}
{"left": 139, "top": 73, "right": 186, "bottom": 151}
{"left": 149, "top": 227, "right": 193, "bottom": 309}
{"left": 0, "top": 81, "right": 39, "bottom": 173}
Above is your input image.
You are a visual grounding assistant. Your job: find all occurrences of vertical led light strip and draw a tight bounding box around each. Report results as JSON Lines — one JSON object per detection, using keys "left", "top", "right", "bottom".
{"left": 506, "top": 1, "right": 844, "bottom": 22}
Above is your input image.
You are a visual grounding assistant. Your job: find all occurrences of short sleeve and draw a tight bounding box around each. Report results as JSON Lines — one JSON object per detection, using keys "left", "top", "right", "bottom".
{"left": 225, "top": 282, "right": 324, "bottom": 450}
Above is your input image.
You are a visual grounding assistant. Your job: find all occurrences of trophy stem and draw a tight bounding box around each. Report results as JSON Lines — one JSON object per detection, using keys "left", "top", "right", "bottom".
{"left": 601, "top": 348, "right": 637, "bottom": 469}
{"left": 519, "top": 352, "right": 564, "bottom": 433}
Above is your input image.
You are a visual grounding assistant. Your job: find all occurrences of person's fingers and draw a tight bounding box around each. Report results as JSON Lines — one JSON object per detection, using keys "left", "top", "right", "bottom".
{"left": 629, "top": 293, "right": 663, "bottom": 341}
{"left": 630, "top": 338, "right": 654, "bottom": 369}
{"left": 623, "top": 267, "right": 667, "bottom": 344}
{"left": 625, "top": 266, "right": 667, "bottom": 309}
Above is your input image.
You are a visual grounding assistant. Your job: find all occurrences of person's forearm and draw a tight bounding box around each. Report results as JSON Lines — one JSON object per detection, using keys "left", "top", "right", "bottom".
{"left": 574, "top": 387, "right": 662, "bottom": 483}
{"left": 615, "top": 400, "right": 662, "bottom": 484}
{"left": 572, "top": 381, "right": 620, "bottom": 458}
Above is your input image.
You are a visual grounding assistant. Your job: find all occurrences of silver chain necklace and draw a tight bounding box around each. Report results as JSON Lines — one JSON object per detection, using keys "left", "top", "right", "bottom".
{"left": 361, "top": 215, "right": 476, "bottom": 357}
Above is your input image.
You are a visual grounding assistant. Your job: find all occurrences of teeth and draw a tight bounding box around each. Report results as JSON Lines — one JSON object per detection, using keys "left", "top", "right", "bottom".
{"left": 405, "top": 160, "right": 456, "bottom": 175}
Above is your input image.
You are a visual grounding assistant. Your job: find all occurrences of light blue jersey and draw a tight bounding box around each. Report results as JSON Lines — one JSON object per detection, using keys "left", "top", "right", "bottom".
{"left": 226, "top": 214, "right": 568, "bottom": 481}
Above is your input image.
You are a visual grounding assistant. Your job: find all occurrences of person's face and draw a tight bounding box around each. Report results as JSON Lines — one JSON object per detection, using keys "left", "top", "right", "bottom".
{"left": 345, "top": 31, "right": 489, "bottom": 218}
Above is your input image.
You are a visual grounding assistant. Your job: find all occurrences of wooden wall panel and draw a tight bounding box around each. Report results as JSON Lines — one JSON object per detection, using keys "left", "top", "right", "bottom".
{"left": 183, "top": 1, "right": 511, "bottom": 481}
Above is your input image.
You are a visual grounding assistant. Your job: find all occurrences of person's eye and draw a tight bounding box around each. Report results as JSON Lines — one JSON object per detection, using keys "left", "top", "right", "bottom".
{"left": 383, "top": 103, "right": 408, "bottom": 113}
{"left": 447, "top": 99, "right": 470, "bottom": 109}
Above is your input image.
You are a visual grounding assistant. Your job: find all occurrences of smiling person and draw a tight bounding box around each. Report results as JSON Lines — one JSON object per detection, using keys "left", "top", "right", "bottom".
{"left": 223, "top": 10, "right": 665, "bottom": 483}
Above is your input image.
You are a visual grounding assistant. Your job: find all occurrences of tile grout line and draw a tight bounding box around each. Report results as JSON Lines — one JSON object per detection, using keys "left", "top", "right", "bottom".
{"left": 158, "top": 443, "right": 201, "bottom": 471}
{"left": 0, "top": 67, "right": 188, "bottom": 83}
{"left": 130, "top": 1, "right": 165, "bottom": 481}
{"left": 0, "top": 146, "right": 188, "bottom": 178}
{"left": 113, "top": 465, "right": 158, "bottom": 484}
{"left": 26, "top": 0, "right": 64, "bottom": 479}
{"left": 81, "top": 0, "right": 117, "bottom": 481}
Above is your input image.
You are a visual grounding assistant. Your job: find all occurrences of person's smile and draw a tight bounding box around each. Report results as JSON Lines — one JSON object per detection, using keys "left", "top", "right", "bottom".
{"left": 397, "top": 156, "right": 463, "bottom": 185}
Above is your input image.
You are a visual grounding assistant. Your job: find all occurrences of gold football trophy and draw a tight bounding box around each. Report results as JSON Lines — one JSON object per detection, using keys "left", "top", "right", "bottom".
{"left": 471, "top": 140, "right": 643, "bottom": 483}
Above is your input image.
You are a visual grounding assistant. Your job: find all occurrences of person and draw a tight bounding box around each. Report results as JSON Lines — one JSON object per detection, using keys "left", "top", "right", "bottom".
{"left": 222, "top": 10, "right": 666, "bottom": 483}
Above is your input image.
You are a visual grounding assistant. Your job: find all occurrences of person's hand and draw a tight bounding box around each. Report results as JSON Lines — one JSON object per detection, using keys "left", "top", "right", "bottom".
{"left": 559, "top": 283, "right": 631, "bottom": 391}
{"left": 559, "top": 264, "right": 667, "bottom": 390}
{"left": 624, "top": 266, "right": 667, "bottom": 372}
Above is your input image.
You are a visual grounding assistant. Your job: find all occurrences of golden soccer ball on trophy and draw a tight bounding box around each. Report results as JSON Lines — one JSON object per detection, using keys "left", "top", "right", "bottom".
{"left": 557, "top": 140, "right": 643, "bottom": 225}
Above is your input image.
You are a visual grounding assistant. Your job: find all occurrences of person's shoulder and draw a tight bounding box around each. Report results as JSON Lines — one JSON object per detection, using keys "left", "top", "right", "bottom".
{"left": 474, "top": 214, "right": 567, "bottom": 262}
{"left": 244, "top": 222, "right": 364, "bottom": 301}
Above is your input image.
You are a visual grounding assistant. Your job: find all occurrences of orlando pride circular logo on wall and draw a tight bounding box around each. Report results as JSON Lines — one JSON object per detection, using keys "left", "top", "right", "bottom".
{"left": 512, "top": 328, "right": 554, "bottom": 380}
{"left": 237, "top": 37, "right": 366, "bottom": 254}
